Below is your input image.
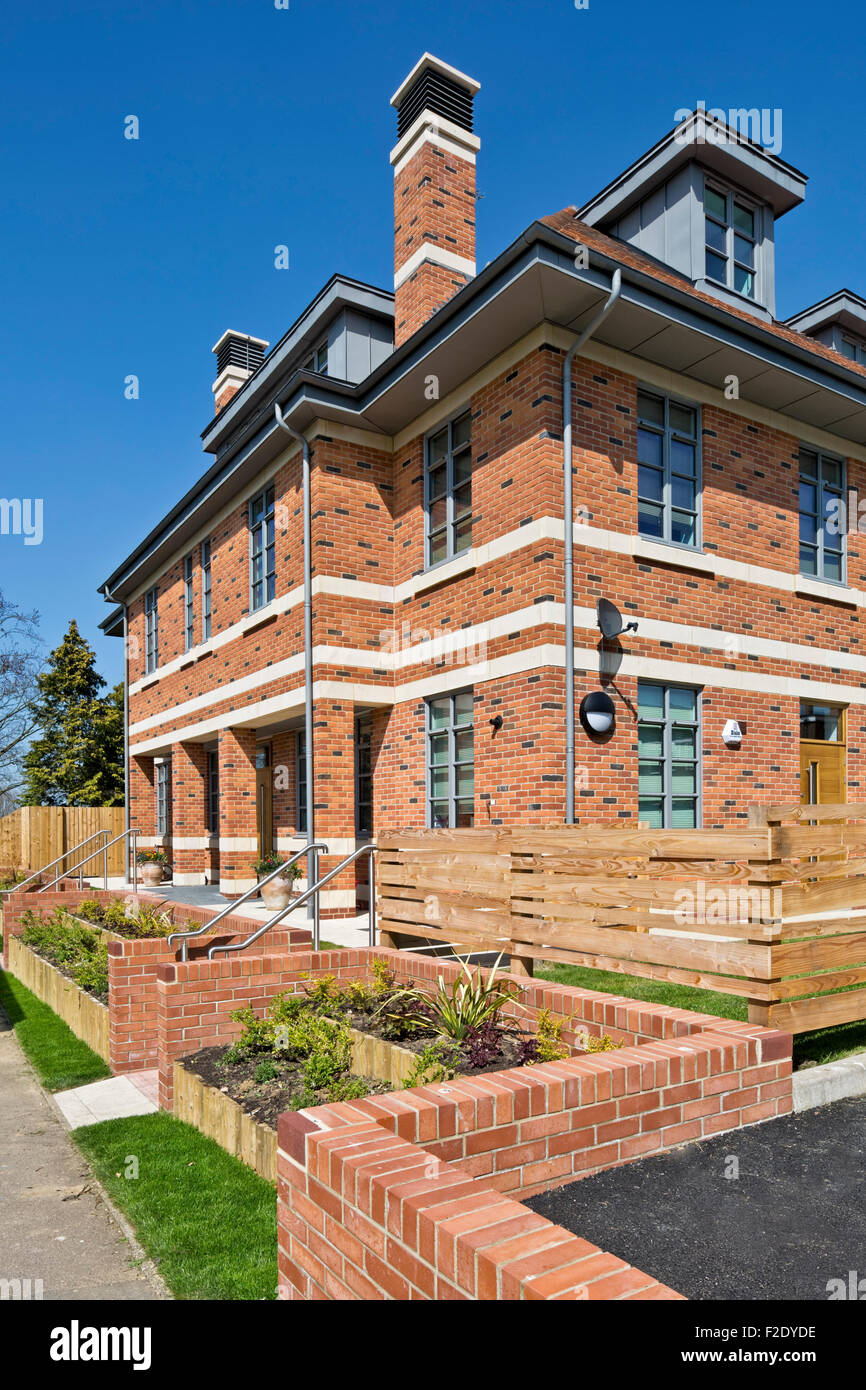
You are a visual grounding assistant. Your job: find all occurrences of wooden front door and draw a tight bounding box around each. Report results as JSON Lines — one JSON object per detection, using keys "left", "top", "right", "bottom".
{"left": 800, "top": 703, "right": 846, "bottom": 805}
{"left": 256, "top": 743, "right": 273, "bottom": 859}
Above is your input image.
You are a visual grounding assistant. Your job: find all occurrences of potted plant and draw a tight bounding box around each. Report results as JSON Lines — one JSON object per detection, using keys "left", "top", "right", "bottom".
{"left": 136, "top": 848, "right": 170, "bottom": 887}
{"left": 252, "top": 853, "right": 302, "bottom": 911}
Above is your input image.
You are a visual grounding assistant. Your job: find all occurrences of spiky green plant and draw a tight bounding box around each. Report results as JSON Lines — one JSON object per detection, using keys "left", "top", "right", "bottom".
{"left": 377, "top": 952, "right": 524, "bottom": 1043}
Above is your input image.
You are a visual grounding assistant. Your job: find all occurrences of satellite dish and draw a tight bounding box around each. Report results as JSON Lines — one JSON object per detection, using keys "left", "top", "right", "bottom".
{"left": 597, "top": 598, "right": 624, "bottom": 640}
{"left": 597, "top": 598, "right": 639, "bottom": 640}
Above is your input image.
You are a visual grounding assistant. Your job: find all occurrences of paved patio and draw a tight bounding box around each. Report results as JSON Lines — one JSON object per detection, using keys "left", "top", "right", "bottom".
{"left": 53, "top": 1070, "right": 159, "bottom": 1128}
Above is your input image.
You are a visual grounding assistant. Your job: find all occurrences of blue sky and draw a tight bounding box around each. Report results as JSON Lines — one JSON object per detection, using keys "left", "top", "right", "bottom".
{"left": 2, "top": 0, "right": 863, "bottom": 686}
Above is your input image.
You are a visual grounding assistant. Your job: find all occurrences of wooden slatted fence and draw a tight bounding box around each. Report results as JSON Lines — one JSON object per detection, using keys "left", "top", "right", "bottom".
{"left": 0, "top": 806, "right": 126, "bottom": 879}
{"left": 377, "top": 811, "right": 866, "bottom": 1034}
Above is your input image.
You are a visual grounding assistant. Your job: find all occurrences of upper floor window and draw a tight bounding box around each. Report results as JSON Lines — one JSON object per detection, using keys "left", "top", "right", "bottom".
{"left": 840, "top": 335, "right": 866, "bottom": 365}
{"left": 637, "top": 389, "right": 700, "bottom": 548}
{"left": 704, "top": 183, "right": 757, "bottom": 300}
{"left": 144, "top": 587, "right": 159, "bottom": 673}
{"left": 201, "top": 538, "right": 212, "bottom": 641}
{"left": 425, "top": 410, "right": 472, "bottom": 567}
{"left": 303, "top": 341, "right": 328, "bottom": 375}
{"left": 249, "top": 484, "right": 275, "bottom": 611}
{"left": 183, "top": 554, "right": 194, "bottom": 651}
{"left": 427, "top": 690, "right": 474, "bottom": 828}
{"left": 799, "top": 447, "right": 845, "bottom": 582}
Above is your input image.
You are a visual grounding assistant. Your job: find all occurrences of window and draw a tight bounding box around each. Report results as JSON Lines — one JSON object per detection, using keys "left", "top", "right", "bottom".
{"left": 637, "top": 390, "right": 700, "bottom": 548}
{"left": 155, "top": 761, "right": 171, "bottom": 836}
{"left": 355, "top": 718, "right": 372, "bottom": 836}
{"left": 303, "top": 341, "right": 328, "bottom": 375}
{"left": 249, "top": 484, "right": 276, "bottom": 611}
{"left": 425, "top": 409, "right": 472, "bottom": 566}
{"left": 201, "top": 538, "right": 212, "bottom": 641}
{"left": 183, "top": 554, "right": 194, "bottom": 651}
{"left": 296, "top": 731, "right": 307, "bottom": 834}
{"left": 799, "top": 447, "right": 845, "bottom": 582}
{"left": 704, "top": 182, "right": 758, "bottom": 299}
{"left": 427, "top": 690, "right": 474, "bottom": 827}
{"left": 207, "top": 750, "right": 219, "bottom": 834}
{"left": 800, "top": 702, "right": 842, "bottom": 742}
{"left": 638, "top": 683, "right": 701, "bottom": 829}
{"left": 144, "top": 587, "right": 159, "bottom": 673}
{"left": 840, "top": 335, "right": 866, "bottom": 365}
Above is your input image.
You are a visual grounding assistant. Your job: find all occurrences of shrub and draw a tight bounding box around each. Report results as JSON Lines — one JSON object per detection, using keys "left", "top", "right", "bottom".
{"left": 402, "top": 1039, "right": 461, "bottom": 1088}
{"left": 378, "top": 952, "right": 524, "bottom": 1043}
{"left": 252, "top": 854, "right": 301, "bottom": 881}
{"left": 20, "top": 911, "right": 108, "bottom": 999}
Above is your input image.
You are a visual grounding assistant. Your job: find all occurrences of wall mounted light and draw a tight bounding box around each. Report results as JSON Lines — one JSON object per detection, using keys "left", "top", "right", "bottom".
{"left": 489, "top": 715, "right": 504, "bottom": 733}
{"left": 580, "top": 691, "right": 615, "bottom": 736}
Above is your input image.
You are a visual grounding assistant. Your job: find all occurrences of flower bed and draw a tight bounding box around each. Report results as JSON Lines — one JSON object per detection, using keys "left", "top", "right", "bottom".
{"left": 180, "top": 955, "right": 623, "bottom": 1136}
{"left": 5, "top": 933, "right": 110, "bottom": 1062}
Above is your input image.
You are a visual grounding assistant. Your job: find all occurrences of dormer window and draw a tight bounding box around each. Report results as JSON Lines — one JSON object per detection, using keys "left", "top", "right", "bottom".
{"left": 839, "top": 335, "right": 866, "bottom": 365}
{"left": 303, "top": 341, "right": 328, "bottom": 375}
{"left": 703, "top": 182, "right": 757, "bottom": 299}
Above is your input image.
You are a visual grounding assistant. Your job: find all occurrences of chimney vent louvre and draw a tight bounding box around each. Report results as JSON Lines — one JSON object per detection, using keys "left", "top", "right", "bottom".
{"left": 215, "top": 334, "right": 266, "bottom": 378}
{"left": 396, "top": 69, "right": 474, "bottom": 138}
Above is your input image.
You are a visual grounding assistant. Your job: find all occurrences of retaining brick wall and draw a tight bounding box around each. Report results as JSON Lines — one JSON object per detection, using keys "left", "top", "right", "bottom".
{"left": 2, "top": 885, "right": 311, "bottom": 1073}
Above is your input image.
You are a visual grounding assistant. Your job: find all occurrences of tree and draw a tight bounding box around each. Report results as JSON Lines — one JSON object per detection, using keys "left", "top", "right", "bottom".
{"left": 0, "top": 590, "right": 42, "bottom": 812}
{"left": 21, "top": 621, "right": 124, "bottom": 807}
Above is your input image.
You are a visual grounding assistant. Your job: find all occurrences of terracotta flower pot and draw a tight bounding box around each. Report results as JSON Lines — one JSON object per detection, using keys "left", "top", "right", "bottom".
{"left": 259, "top": 877, "right": 293, "bottom": 911}
{"left": 140, "top": 862, "right": 164, "bottom": 887}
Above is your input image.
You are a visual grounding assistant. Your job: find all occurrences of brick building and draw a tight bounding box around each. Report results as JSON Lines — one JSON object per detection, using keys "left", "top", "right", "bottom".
{"left": 100, "top": 55, "right": 866, "bottom": 906}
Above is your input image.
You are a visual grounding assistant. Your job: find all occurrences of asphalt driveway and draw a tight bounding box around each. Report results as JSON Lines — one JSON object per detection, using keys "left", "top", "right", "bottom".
{"left": 526, "top": 1099, "right": 866, "bottom": 1301}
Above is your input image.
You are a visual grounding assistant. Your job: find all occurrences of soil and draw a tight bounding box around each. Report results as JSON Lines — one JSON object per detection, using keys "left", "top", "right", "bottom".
{"left": 181, "top": 1045, "right": 392, "bottom": 1130}
{"left": 180, "top": 1007, "right": 555, "bottom": 1131}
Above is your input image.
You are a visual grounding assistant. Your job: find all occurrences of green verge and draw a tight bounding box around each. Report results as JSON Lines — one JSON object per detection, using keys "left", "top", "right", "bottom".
{"left": 536, "top": 961, "right": 866, "bottom": 1069}
{"left": 72, "top": 1112, "right": 277, "bottom": 1300}
{"left": 0, "top": 969, "right": 110, "bottom": 1090}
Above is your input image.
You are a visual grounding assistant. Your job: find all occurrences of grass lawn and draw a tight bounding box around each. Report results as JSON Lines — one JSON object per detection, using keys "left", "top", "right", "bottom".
{"left": 72, "top": 1112, "right": 277, "bottom": 1300}
{"left": 0, "top": 968, "right": 111, "bottom": 1090}
{"left": 536, "top": 960, "right": 866, "bottom": 1069}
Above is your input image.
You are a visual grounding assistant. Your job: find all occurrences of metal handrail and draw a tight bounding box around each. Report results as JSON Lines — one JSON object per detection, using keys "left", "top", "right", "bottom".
{"left": 208, "top": 842, "right": 376, "bottom": 959}
{"left": 1, "top": 828, "right": 112, "bottom": 899}
{"left": 168, "top": 843, "right": 329, "bottom": 961}
{"left": 40, "top": 827, "right": 140, "bottom": 893}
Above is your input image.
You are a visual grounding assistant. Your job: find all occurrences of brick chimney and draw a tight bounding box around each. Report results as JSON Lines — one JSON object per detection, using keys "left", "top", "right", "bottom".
{"left": 211, "top": 330, "right": 269, "bottom": 413}
{"left": 390, "top": 54, "right": 481, "bottom": 347}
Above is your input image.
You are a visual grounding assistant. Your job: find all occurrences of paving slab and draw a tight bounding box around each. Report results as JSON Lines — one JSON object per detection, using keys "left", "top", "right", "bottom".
{"left": 526, "top": 1100, "right": 866, "bottom": 1301}
{"left": 0, "top": 1007, "right": 163, "bottom": 1300}
{"left": 53, "top": 1074, "right": 158, "bottom": 1128}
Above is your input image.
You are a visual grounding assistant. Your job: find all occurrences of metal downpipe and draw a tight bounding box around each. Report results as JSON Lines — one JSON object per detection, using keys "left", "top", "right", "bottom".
{"left": 274, "top": 404, "right": 317, "bottom": 935}
{"left": 562, "top": 267, "right": 622, "bottom": 823}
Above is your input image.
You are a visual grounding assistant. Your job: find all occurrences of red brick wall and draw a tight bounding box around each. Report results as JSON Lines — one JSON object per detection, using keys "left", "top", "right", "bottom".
{"left": 393, "top": 140, "right": 476, "bottom": 346}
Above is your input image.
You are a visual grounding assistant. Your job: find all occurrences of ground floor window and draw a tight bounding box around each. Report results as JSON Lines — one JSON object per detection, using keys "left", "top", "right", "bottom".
{"left": 638, "top": 682, "right": 700, "bottom": 828}
{"left": 427, "top": 690, "right": 474, "bottom": 828}
{"left": 296, "top": 731, "right": 307, "bottom": 834}
{"left": 207, "top": 750, "right": 219, "bottom": 834}
{"left": 355, "top": 717, "right": 372, "bottom": 836}
{"left": 155, "top": 760, "right": 171, "bottom": 836}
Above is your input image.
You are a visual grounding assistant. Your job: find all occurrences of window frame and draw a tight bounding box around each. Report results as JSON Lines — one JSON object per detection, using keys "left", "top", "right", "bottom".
{"left": 201, "top": 538, "right": 212, "bottom": 642}
{"left": 703, "top": 178, "right": 760, "bottom": 302}
{"left": 636, "top": 387, "right": 702, "bottom": 550}
{"left": 798, "top": 446, "right": 846, "bottom": 584}
{"left": 296, "top": 730, "right": 307, "bottom": 835}
{"left": 155, "top": 760, "right": 171, "bottom": 837}
{"left": 426, "top": 689, "right": 475, "bottom": 828}
{"left": 249, "top": 483, "right": 276, "bottom": 613}
{"left": 355, "top": 716, "right": 372, "bottom": 838}
{"left": 637, "top": 682, "right": 702, "bottom": 830}
{"left": 303, "top": 341, "right": 328, "bottom": 375}
{"left": 144, "top": 586, "right": 159, "bottom": 674}
{"left": 424, "top": 408, "right": 473, "bottom": 569}
{"left": 206, "top": 749, "right": 219, "bottom": 834}
{"left": 183, "top": 554, "right": 194, "bottom": 651}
